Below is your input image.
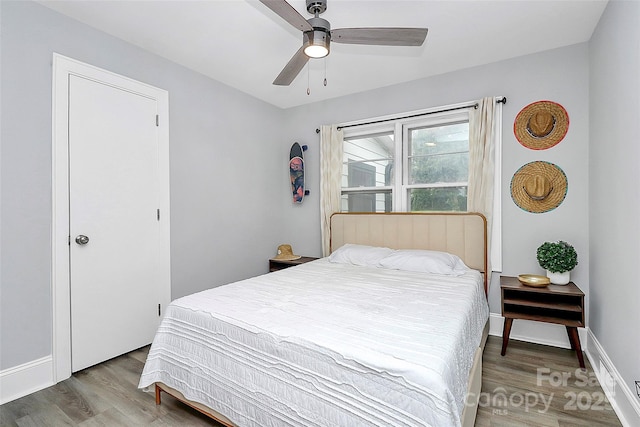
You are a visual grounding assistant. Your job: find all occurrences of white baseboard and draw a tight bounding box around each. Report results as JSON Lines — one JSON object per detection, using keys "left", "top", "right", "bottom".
{"left": 489, "top": 312, "right": 587, "bottom": 349}
{"left": 0, "top": 355, "right": 54, "bottom": 404}
{"left": 586, "top": 330, "right": 640, "bottom": 427}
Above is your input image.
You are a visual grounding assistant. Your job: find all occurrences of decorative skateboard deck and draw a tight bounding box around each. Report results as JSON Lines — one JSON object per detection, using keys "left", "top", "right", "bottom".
{"left": 290, "top": 142, "right": 306, "bottom": 203}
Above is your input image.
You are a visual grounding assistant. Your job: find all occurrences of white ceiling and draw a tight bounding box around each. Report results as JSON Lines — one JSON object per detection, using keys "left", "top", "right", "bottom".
{"left": 38, "top": 0, "right": 608, "bottom": 109}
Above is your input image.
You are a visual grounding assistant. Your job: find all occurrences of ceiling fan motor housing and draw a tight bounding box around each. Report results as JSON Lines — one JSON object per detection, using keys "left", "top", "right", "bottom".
{"left": 303, "top": 17, "right": 331, "bottom": 58}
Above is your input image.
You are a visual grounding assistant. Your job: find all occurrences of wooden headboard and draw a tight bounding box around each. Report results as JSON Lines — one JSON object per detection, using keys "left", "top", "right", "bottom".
{"left": 330, "top": 212, "right": 488, "bottom": 294}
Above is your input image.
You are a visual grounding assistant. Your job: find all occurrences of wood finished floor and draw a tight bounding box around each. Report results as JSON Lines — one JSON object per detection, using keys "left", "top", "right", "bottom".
{"left": 1, "top": 336, "right": 622, "bottom": 426}
{"left": 476, "top": 337, "right": 621, "bottom": 427}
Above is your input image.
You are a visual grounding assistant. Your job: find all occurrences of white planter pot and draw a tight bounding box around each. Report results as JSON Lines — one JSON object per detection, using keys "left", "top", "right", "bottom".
{"left": 547, "top": 270, "right": 570, "bottom": 285}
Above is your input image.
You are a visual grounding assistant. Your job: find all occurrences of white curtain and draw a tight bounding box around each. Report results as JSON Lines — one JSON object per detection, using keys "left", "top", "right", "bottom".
{"left": 320, "top": 125, "right": 344, "bottom": 257}
{"left": 468, "top": 97, "right": 500, "bottom": 274}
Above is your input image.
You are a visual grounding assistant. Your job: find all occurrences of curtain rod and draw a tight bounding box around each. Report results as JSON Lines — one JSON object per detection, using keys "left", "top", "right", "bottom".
{"left": 315, "top": 97, "right": 506, "bottom": 133}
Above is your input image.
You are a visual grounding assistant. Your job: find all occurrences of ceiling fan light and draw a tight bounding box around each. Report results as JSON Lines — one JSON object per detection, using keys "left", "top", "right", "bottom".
{"left": 303, "top": 30, "right": 330, "bottom": 58}
{"left": 304, "top": 44, "right": 329, "bottom": 58}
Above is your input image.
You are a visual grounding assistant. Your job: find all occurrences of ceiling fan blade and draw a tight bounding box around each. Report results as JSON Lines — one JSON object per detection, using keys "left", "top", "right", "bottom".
{"left": 273, "top": 47, "right": 309, "bottom": 86}
{"left": 331, "top": 28, "right": 428, "bottom": 46}
{"left": 259, "top": 0, "right": 313, "bottom": 32}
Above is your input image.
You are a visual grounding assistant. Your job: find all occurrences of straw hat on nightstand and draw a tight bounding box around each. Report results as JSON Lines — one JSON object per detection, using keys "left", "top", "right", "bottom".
{"left": 272, "top": 244, "right": 301, "bottom": 261}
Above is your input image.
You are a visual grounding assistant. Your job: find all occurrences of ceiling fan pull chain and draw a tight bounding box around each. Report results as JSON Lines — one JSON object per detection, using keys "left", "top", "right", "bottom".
{"left": 324, "top": 58, "right": 327, "bottom": 87}
{"left": 307, "top": 62, "right": 311, "bottom": 95}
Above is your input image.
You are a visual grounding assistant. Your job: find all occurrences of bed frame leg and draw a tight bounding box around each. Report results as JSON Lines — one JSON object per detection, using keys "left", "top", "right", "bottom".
{"left": 155, "top": 384, "right": 162, "bottom": 405}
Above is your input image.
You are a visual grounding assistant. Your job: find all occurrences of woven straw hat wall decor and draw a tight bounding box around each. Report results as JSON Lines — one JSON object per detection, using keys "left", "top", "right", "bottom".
{"left": 512, "top": 100, "right": 569, "bottom": 212}
{"left": 511, "top": 161, "right": 568, "bottom": 213}
{"left": 514, "top": 100, "right": 569, "bottom": 150}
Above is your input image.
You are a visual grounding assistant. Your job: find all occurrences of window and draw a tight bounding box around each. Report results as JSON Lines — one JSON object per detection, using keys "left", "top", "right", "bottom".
{"left": 341, "top": 131, "right": 394, "bottom": 212}
{"left": 341, "top": 109, "right": 470, "bottom": 212}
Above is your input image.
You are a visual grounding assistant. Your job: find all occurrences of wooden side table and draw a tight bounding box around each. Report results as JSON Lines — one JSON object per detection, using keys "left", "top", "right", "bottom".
{"left": 269, "top": 256, "right": 319, "bottom": 272}
{"left": 500, "top": 276, "right": 585, "bottom": 368}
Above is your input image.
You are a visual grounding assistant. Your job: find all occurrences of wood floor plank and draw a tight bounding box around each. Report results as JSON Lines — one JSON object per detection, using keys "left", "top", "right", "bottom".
{"left": 76, "top": 406, "right": 142, "bottom": 427}
{"left": 476, "top": 336, "right": 621, "bottom": 426}
{"left": 15, "top": 403, "right": 76, "bottom": 427}
{"left": 0, "top": 335, "right": 623, "bottom": 426}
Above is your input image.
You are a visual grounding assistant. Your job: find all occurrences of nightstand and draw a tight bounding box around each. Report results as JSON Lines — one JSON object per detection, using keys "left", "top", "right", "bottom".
{"left": 269, "top": 256, "right": 319, "bottom": 272}
{"left": 500, "top": 275, "right": 585, "bottom": 368}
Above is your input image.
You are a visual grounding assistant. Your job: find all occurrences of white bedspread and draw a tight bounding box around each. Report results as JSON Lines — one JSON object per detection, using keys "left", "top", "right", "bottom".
{"left": 139, "top": 258, "right": 489, "bottom": 427}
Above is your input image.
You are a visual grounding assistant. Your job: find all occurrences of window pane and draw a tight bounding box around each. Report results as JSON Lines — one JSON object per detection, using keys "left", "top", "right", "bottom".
{"left": 408, "top": 122, "right": 469, "bottom": 185}
{"left": 410, "top": 187, "right": 467, "bottom": 211}
{"left": 341, "top": 191, "right": 392, "bottom": 213}
{"left": 343, "top": 133, "right": 394, "bottom": 188}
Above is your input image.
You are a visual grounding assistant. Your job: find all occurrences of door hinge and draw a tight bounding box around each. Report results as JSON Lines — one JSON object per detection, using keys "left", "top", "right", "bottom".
{"left": 158, "top": 303, "right": 161, "bottom": 316}
{"left": 157, "top": 209, "right": 160, "bottom": 221}
{"left": 156, "top": 115, "right": 159, "bottom": 127}
{"left": 68, "top": 235, "right": 71, "bottom": 246}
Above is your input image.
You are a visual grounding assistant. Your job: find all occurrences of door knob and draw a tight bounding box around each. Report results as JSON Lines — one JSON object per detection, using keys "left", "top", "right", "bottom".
{"left": 75, "top": 235, "right": 90, "bottom": 245}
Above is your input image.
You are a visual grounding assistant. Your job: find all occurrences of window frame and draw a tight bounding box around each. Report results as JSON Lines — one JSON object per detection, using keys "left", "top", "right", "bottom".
{"left": 342, "top": 108, "right": 471, "bottom": 213}
{"left": 341, "top": 124, "right": 395, "bottom": 212}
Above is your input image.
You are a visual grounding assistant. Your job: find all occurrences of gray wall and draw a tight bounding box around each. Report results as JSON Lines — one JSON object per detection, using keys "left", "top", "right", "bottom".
{"left": 589, "top": 0, "right": 640, "bottom": 405}
{"left": 0, "top": 1, "right": 285, "bottom": 369}
{"left": 281, "top": 44, "right": 591, "bottom": 323}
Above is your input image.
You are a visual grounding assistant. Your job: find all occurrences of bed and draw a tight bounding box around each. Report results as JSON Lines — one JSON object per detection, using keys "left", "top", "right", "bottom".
{"left": 139, "top": 212, "right": 489, "bottom": 427}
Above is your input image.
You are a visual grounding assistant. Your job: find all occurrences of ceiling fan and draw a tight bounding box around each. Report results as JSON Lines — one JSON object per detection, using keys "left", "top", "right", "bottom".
{"left": 259, "top": 0, "right": 428, "bottom": 86}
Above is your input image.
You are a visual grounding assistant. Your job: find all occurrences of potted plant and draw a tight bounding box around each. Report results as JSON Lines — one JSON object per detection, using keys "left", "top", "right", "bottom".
{"left": 536, "top": 241, "right": 578, "bottom": 285}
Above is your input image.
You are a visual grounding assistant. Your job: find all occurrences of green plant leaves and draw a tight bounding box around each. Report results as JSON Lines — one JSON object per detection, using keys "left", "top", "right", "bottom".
{"left": 536, "top": 241, "right": 578, "bottom": 273}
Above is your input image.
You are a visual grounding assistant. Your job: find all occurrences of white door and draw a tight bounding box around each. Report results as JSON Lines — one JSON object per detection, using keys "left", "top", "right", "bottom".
{"left": 68, "top": 75, "right": 163, "bottom": 372}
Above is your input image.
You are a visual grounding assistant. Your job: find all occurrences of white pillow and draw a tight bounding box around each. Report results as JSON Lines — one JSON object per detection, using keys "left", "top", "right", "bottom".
{"left": 378, "top": 249, "right": 469, "bottom": 276}
{"left": 328, "top": 244, "right": 393, "bottom": 267}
